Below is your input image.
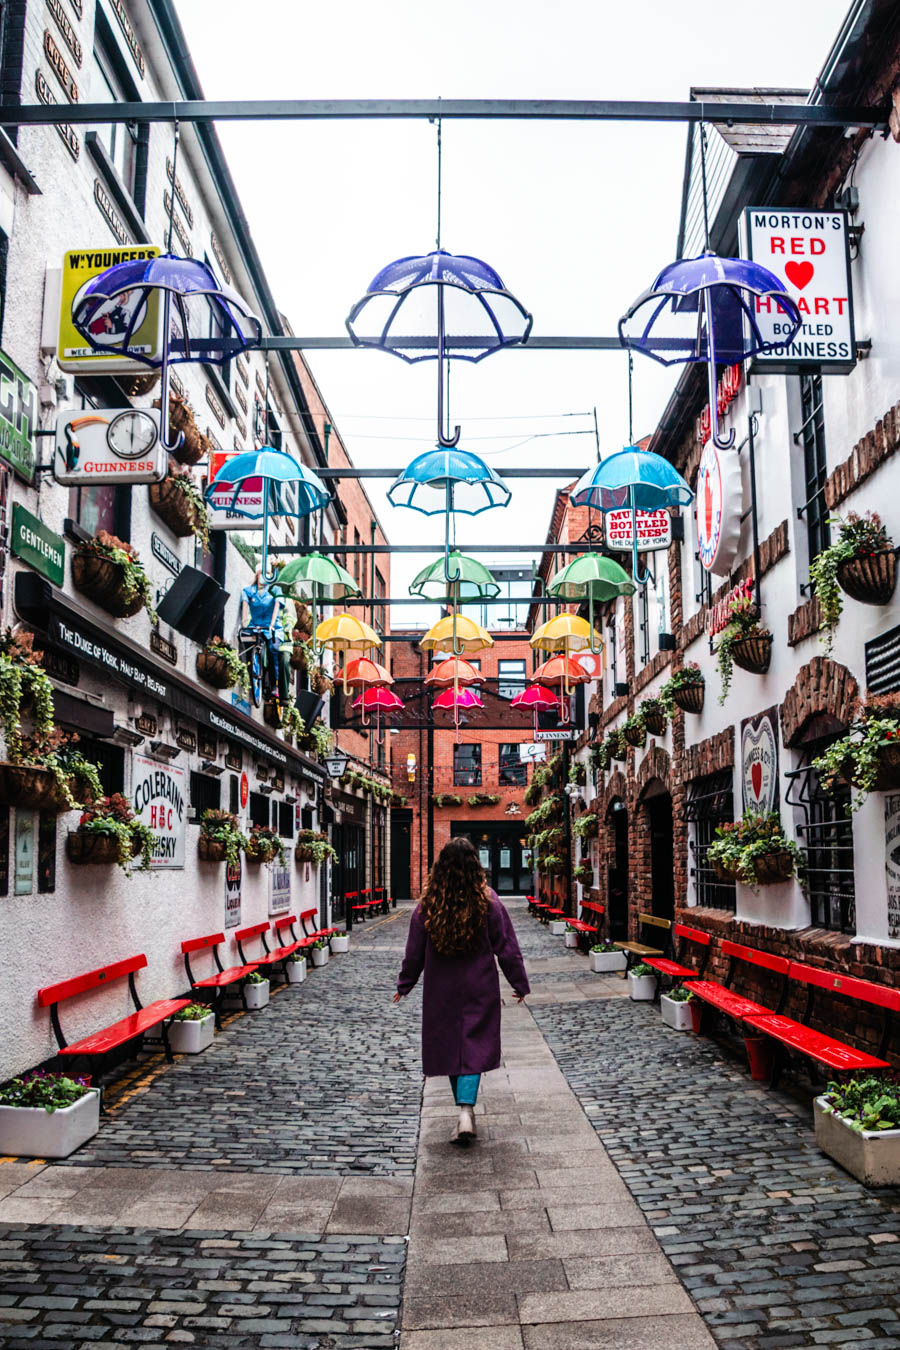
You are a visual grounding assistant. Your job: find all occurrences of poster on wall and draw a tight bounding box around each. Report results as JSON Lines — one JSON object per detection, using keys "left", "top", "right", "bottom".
{"left": 14, "top": 813, "right": 33, "bottom": 895}
{"left": 884, "top": 794, "right": 900, "bottom": 941}
{"left": 269, "top": 861, "right": 291, "bottom": 916}
{"left": 225, "top": 857, "right": 242, "bottom": 929}
{"left": 741, "top": 707, "right": 780, "bottom": 816}
{"left": 57, "top": 246, "right": 163, "bottom": 373}
{"left": 132, "top": 755, "right": 186, "bottom": 869}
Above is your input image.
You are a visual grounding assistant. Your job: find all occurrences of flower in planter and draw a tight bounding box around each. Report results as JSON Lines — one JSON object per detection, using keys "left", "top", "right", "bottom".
{"left": 0, "top": 629, "right": 55, "bottom": 757}
{"left": 573, "top": 864, "right": 593, "bottom": 885}
{"left": 813, "top": 695, "right": 900, "bottom": 812}
{"left": 75, "top": 793, "right": 155, "bottom": 873}
{"left": 0, "top": 1069, "right": 93, "bottom": 1113}
{"left": 714, "top": 595, "right": 772, "bottom": 704}
{"left": 246, "top": 825, "right": 286, "bottom": 866}
{"left": 810, "top": 512, "right": 894, "bottom": 654}
{"left": 172, "top": 1003, "right": 213, "bottom": 1022}
{"left": 200, "top": 809, "right": 250, "bottom": 867}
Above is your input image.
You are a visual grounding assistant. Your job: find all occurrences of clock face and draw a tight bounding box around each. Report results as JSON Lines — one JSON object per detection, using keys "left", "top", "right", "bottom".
{"left": 107, "top": 409, "right": 159, "bottom": 459}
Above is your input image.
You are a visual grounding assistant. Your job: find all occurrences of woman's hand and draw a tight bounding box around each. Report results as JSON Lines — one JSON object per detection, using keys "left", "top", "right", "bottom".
{"left": 514, "top": 993, "right": 527, "bottom": 1003}
{"left": 392, "top": 992, "right": 405, "bottom": 1004}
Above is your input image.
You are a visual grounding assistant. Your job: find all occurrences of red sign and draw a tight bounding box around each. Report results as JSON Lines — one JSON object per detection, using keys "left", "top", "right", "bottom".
{"left": 708, "top": 577, "right": 754, "bottom": 637}
{"left": 604, "top": 508, "right": 672, "bottom": 552}
{"left": 240, "top": 772, "right": 249, "bottom": 810}
{"left": 699, "top": 364, "right": 742, "bottom": 445}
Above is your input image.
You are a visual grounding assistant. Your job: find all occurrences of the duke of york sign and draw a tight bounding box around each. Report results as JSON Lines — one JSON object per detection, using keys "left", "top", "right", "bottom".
{"left": 741, "top": 707, "right": 780, "bottom": 817}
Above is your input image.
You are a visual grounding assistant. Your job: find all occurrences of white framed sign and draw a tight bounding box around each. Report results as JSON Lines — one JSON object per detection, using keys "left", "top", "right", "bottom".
{"left": 741, "top": 707, "right": 779, "bottom": 817}
{"left": 740, "top": 208, "right": 855, "bottom": 373}
{"left": 696, "top": 440, "right": 743, "bottom": 576}
{"left": 54, "top": 407, "right": 166, "bottom": 485}
{"left": 225, "top": 857, "right": 242, "bottom": 929}
{"left": 269, "top": 862, "right": 291, "bottom": 916}
{"left": 604, "top": 508, "right": 672, "bottom": 552}
{"left": 132, "top": 754, "right": 186, "bottom": 869}
{"left": 884, "top": 793, "right": 900, "bottom": 940}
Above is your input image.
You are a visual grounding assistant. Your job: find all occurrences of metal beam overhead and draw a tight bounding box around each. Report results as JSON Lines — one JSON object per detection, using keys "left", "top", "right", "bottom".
{"left": 0, "top": 98, "right": 885, "bottom": 128}
{"left": 259, "top": 335, "right": 623, "bottom": 351}
{"left": 313, "top": 467, "right": 587, "bottom": 479}
{"left": 268, "top": 543, "right": 591, "bottom": 554}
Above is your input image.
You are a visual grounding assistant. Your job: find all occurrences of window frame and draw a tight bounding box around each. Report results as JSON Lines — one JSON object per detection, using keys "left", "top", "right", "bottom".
{"left": 497, "top": 659, "right": 526, "bottom": 700}
{"left": 684, "top": 770, "right": 736, "bottom": 912}
{"left": 453, "top": 743, "right": 482, "bottom": 787}
{"left": 90, "top": 17, "right": 141, "bottom": 197}
{"left": 786, "top": 734, "right": 856, "bottom": 935}
{"left": 499, "top": 743, "right": 527, "bottom": 787}
{"left": 797, "top": 371, "right": 831, "bottom": 574}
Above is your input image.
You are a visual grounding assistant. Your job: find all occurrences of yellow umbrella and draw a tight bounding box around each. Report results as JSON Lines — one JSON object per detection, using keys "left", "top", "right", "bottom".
{"left": 315, "top": 613, "right": 382, "bottom": 692}
{"left": 419, "top": 613, "right": 494, "bottom": 654}
{"left": 530, "top": 612, "right": 602, "bottom": 655}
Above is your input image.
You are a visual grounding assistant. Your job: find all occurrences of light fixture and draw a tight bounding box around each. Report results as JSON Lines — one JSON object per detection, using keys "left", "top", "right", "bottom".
{"left": 324, "top": 751, "right": 350, "bottom": 779}
{"left": 200, "top": 760, "right": 224, "bottom": 775}
{"left": 114, "top": 724, "right": 145, "bottom": 747}
{"left": 283, "top": 793, "right": 297, "bottom": 804}
{"left": 257, "top": 783, "right": 274, "bottom": 796}
{"left": 149, "top": 740, "right": 180, "bottom": 760}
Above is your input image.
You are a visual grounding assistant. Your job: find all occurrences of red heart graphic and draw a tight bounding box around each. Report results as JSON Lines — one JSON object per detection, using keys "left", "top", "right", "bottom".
{"left": 751, "top": 762, "right": 762, "bottom": 801}
{"left": 785, "top": 261, "right": 814, "bottom": 290}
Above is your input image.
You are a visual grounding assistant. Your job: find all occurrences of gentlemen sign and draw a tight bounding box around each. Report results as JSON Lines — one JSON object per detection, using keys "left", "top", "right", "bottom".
{"left": 740, "top": 209, "right": 855, "bottom": 372}
{"left": 12, "top": 504, "right": 64, "bottom": 586}
{"left": 133, "top": 755, "right": 186, "bottom": 869}
{"left": 741, "top": 706, "right": 779, "bottom": 817}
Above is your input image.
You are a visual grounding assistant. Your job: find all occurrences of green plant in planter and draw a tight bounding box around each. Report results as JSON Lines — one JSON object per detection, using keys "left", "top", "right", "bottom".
{"left": 630, "top": 963, "right": 654, "bottom": 977}
{"left": 294, "top": 829, "right": 338, "bottom": 865}
{"left": 810, "top": 512, "right": 892, "bottom": 654}
{"left": 246, "top": 825, "right": 286, "bottom": 866}
{"left": 590, "top": 939, "right": 619, "bottom": 954}
{"left": 524, "top": 779, "right": 543, "bottom": 807}
{"left": 531, "top": 762, "right": 553, "bottom": 792}
{"left": 313, "top": 938, "right": 329, "bottom": 949}
{"left": 166, "top": 467, "right": 211, "bottom": 551}
{"left": 12, "top": 729, "right": 104, "bottom": 809}
{"left": 706, "top": 811, "right": 805, "bottom": 889}
{"left": 200, "top": 809, "right": 250, "bottom": 867}
{"left": 244, "top": 971, "right": 267, "bottom": 985}
{"left": 202, "top": 637, "right": 250, "bottom": 693}
{"left": 606, "top": 729, "right": 627, "bottom": 761}
{"left": 77, "top": 531, "right": 156, "bottom": 622}
{"left": 288, "top": 949, "right": 307, "bottom": 964}
{"left": 572, "top": 812, "right": 598, "bottom": 841}
{"left": 568, "top": 760, "right": 586, "bottom": 786}
{"left": 821, "top": 1074, "right": 900, "bottom": 1133}
{"left": 173, "top": 1003, "right": 212, "bottom": 1022}
{"left": 0, "top": 630, "right": 55, "bottom": 758}
{"left": 467, "top": 792, "right": 500, "bottom": 807}
{"left": 714, "top": 595, "right": 772, "bottom": 704}
{"left": 0, "top": 1068, "right": 92, "bottom": 1113}
{"left": 537, "top": 853, "right": 563, "bottom": 875}
{"left": 77, "top": 794, "right": 155, "bottom": 873}
{"left": 665, "top": 985, "right": 692, "bottom": 1002}
{"left": 659, "top": 663, "right": 704, "bottom": 715}
{"left": 640, "top": 696, "right": 668, "bottom": 732}
{"left": 433, "top": 792, "right": 463, "bottom": 808}
{"left": 812, "top": 696, "right": 900, "bottom": 811}
{"left": 622, "top": 711, "right": 646, "bottom": 746}
{"left": 525, "top": 795, "right": 563, "bottom": 830}
{"left": 573, "top": 863, "right": 593, "bottom": 884}
{"left": 591, "top": 741, "right": 612, "bottom": 772}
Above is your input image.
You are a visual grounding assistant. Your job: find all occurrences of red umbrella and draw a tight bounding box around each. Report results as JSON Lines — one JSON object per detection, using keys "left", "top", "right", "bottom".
{"left": 352, "top": 686, "right": 404, "bottom": 742}
{"left": 511, "top": 683, "right": 558, "bottom": 736}
{"left": 424, "top": 657, "right": 482, "bottom": 688}
{"left": 433, "top": 685, "right": 484, "bottom": 742}
{"left": 531, "top": 654, "right": 591, "bottom": 723}
{"left": 335, "top": 656, "right": 393, "bottom": 688}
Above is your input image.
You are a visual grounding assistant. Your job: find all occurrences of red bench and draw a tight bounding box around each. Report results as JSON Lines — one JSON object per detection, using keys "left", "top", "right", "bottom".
{"left": 645, "top": 923, "right": 712, "bottom": 984}
{"left": 181, "top": 932, "right": 260, "bottom": 1025}
{"left": 272, "top": 914, "right": 316, "bottom": 963}
{"left": 38, "top": 956, "right": 190, "bottom": 1090}
{"left": 234, "top": 920, "right": 302, "bottom": 985}
{"left": 300, "top": 907, "right": 338, "bottom": 949}
{"left": 745, "top": 962, "right": 900, "bottom": 1080}
{"left": 685, "top": 939, "right": 788, "bottom": 1025}
{"left": 349, "top": 889, "right": 384, "bottom": 921}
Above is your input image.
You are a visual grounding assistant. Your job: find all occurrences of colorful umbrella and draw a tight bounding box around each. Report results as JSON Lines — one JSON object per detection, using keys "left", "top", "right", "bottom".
{"left": 316, "top": 613, "right": 382, "bottom": 692}
{"left": 424, "top": 657, "right": 483, "bottom": 688}
{"left": 420, "top": 613, "right": 494, "bottom": 657}
{"left": 532, "top": 653, "right": 591, "bottom": 722}
{"left": 71, "top": 253, "right": 261, "bottom": 455}
{"left": 334, "top": 657, "right": 393, "bottom": 689}
{"left": 530, "top": 613, "right": 602, "bottom": 655}
{"left": 205, "top": 448, "right": 330, "bottom": 581}
{"left": 511, "top": 683, "right": 559, "bottom": 736}
{"left": 410, "top": 551, "right": 501, "bottom": 603}
{"left": 353, "top": 686, "right": 404, "bottom": 742}
{"left": 548, "top": 553, "right": 636, "bottom": 602}
{"left": 269, "top": 552, "right": 361, "bottom": 655}
{"left": 433, "top": 684, "right": 485, "bottom": 742}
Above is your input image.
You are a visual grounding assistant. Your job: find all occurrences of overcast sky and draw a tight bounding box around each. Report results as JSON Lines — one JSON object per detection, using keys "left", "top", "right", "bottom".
{"left": 175, "top": 0, "right": 849, "bottom": 625}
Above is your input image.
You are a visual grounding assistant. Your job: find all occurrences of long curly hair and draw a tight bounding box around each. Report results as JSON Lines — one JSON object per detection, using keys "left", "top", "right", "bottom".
{"left": 421, "top": 837, "right": 492, "bottom": 957}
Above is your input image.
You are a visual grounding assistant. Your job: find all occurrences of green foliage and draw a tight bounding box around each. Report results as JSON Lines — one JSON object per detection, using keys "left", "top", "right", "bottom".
{"left": 0, "top": 630, "right": 55, "bottom": 759}
{"left": 244, "top": 971, "right": 267, "bottom": 985}
{"left": 173, "top": 1003, "right": 212, "bottom": 1022}
{"left": 246, "top": 825, "right": 287, "bottom": 867}
{"left": 665, "top": 985, "right": 692, "bottom": 1002}
{"left": 0, "top": 1069, "right": 93, "bottom": 1113}
{"left": 523, "top": 778, "right": 542, "bottom": 807}
{"left": 166, "top": 467, "right": 210, "bottom": 551}
{"left": 809, "top": 512, "right": 891, "bottom": 654}
{"left": 631, "top": 963, "right": 655, "bottom": 977}
{"left": 433, "top": 792, "right": 463, "bottom": 808}
{"left": 706, "top": 811, "right": 805, "bottom": 889}
{"left": 822, "top": 1075, "right": 900, "bottom": 1134}
{"left": 568, "top": 760, "right": 586, "bottom": 786}
{"left": 467, "top": 792, "right": 500, "bottom": 807}
{"left": 659, "top": 663, "right": 704, "bottom": 716}
{"left": 813, "top": 698, "right": 900, "bottom": 812}
{"left": 537, "top": 852, "right": 563, "bottom": 875}
{"left": 573, "top": 863, "right": 593, "bottom": 884}
{"left": 590, "top": 940, "right": 620, "bottom": 954}
{"left": 13, "top": 729, "right": 103, "bottom": 810}
{"left": 572, "top": 812, "right": 598, "bottom": 840}
{"left": 78, "top": 794, "right": 155, "bottom": 873}
{"left": 606, "top": 729, "right": 627, "bottom": 761}
{"left": 77, "top": 531, "right": 156, "bottom": 622}
{"left": 525, "top": 794, "right": 563, "bottom": 830}
{"left": 294, "top": 829, "right": 338, "bottom": 866}
{"left": 714, "top": 595, "right": 771, "bottom": 704}
{"left": 202, "top": 637, "right": 250, "bottom": 693}
{"left": 623, "top": 712, "right": 646, "bottom": 746}
{"left": 640, "top": 696, "right": 667, "bottom": 726}
{"left": 200, "top": 809, "right": 250, "bottom": 868}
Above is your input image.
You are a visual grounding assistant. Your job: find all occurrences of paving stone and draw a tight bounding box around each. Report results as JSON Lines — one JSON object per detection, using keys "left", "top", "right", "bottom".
{"left": 521, "top": 1314, "right": 718, "bottom": 1349}
{"left": 400, "top": 1327, "right": 525, "bottom": 1348}
{"left": 404, "top": 1258, "right": 567, "bottom": 1297}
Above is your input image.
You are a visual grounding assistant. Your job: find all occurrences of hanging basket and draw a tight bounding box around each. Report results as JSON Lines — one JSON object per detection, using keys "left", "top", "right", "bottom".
{"left": 712, "top": 859, "right": 738, "bottom": 882}
{"left": 753, "top": 851, "right": 796, "bottom": 886}
{"left": 837, "top": 550, "right": 897, "bottom": 607}
{"left": 290, "top": 643, "right": 308, "bottom": 672}
{"left": 72, "top": 553, "right": 144, "bottom": 618}
{"left": 644, "top": 710, "right": 667, "bottom": 737}
{"left": 163, "top": 395, "right": 209, "bottom": 467}
{"left": 116, "top": 371, "right": 160, "bottom": 399}
{"left": 196, "top": 649, "right": 235, "bottom": 689}
{"left": 245, "top": 841, "right": 277, "bottom": 865}
{"left": 731, "top": 632, "right": 773, "bottom": 676}
{"left": 623, "top": 725, "right": 646, "bottom": 748}
{"left": 148, "top": 477, "right": 199, "bottom": 539}
{"left": 610, "top": 741, "right": 628, "bottom": 762}
{"left": 198, "top": 835, "right": 228, "bottom": 863}
{"left": 672, "top": 680, "right": 705, "bottom": 715}
{"left": 0, "top": 764, "right": 70, "bottom": 813}
{"left": 66, "top": 831, "right": 140, "bottom": 866}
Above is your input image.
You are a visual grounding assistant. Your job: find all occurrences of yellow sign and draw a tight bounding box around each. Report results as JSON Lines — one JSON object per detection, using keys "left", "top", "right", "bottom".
{"left": 57, "top": 245, "right": 163, "bottom": 373}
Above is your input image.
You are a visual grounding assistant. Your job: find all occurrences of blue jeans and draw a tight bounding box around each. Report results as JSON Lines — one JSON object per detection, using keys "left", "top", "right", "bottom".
{"left": 449, "top": 1074, "right": 480, "bottom": 1106}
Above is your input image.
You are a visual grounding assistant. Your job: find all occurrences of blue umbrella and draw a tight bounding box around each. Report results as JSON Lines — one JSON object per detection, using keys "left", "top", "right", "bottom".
{"left": 72, "top": 253, "right": 261, "bottom": 455}
{"left": 570, "top": 447, "right": 693, "bottom": 585}
{"left": 619, "top": 252, "right": 801, "bottom": 450}
{"left": 205, "top": 447, "right": 330, "bottom": 580}
{"left": 346, "top": 249, "right": 531, "bottom": 447}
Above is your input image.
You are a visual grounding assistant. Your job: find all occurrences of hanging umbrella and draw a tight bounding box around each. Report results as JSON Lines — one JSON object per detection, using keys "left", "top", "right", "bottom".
{"left": 353, "top": 686, "right": 404, "bottom": 743}
{"left": 419, "top": 613, "right": 494, "bottom": 656}
{"left": 532, "top": 653, "right": 591, "bottom": 723}
{"left": 346, "top": 249, "right": 532, "bottom": 447}
{"left": 316, "top": 614, "right": 382, "bottom": 692}
{"left": 569, "top": 447, "right": 693, "bottom": 586}
{"left": 619, "top": 252, "right": 801, "bottom": 451}
{"left": 269, "top": 551, "right": 360, "bottom": 655}
{"left": 547, "top": 553, "right": 635, "bottom": 648}
{"left": 511, "top": 683, "right": 559, "bottom": 737}
{"left": 334, "top": 657, "right": 393, "bottom": 689}
{"left": 424, "top": 657, "right": 482, "bottom": 688}
{"left": 530, "top": 613, "right": 601, "bottom": 654}
{"left": 71, "top": 253, "right": 261, "bottom": 455}
{"left": 410, "top": 551, "right": 501, "bottom": 603}
{"left": 433, "top": 684, "right": 485, "bottom": 742}
{"left": 206, "top": 447, "right": 329, "bottom": 581}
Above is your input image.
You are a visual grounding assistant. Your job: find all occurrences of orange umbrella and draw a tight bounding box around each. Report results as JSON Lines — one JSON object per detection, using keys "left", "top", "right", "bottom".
{"left": 424, "top": 657, "right": 482, "bottom": 688}
{"left": 532, "top": 653, "right": 591, "bottom": 723}
{"left": 334, "top": 657, "right": 393, "bottom": 688}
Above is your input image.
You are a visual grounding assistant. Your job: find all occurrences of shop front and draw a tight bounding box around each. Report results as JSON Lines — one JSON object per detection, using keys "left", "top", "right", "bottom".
{"left": 327, "top": 788, "right": 367, "bottom": 923}
{"left": 451, "top": 821, "right": 534, "bottom": 895}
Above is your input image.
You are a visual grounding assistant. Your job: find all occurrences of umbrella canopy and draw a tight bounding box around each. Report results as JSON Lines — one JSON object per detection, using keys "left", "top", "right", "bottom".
{"left": 570, "top": 448, "right": 693, "bottom": 513}
{"left": 511, "top": 681, "right": 560, "bottom": 735}
{"left": 433, "top": 687, "right": 485, "bottom": 710}
{"left": 334, "top": 657, "right": 393, "bottom": 689}
{"left": 619, "top": 251, "right": 802, "bottom": 450}
{"left": 420, "top": 614, "right": 494, "bottom": 653}
{"left": 424, "top": 657, "right": 482, "bottom": 688}
{"left": 532, "top": 655, "right": 591, "bottom": 685}
{"left": 353, "top": 688, "right": 404, "bottom": 711}
{"left": 531, "top": 613, "right": 602, "bottom": 654}
{"left": 410, "top": 551, "right": 501, "bottom": 601}
{"left": 269, "top": 551, "right": 359, "bottom": 600}
{"left": 205, "top": 448, "right": 330, "bottom": 581}
{"left": 316, "top": 613, "right": 381, "bottom": 651}
{"left": 548, "top": 553, "right": 636, "bottom": 601}
{"left": 388, "top": 450, "right": 510, "bottom": 516}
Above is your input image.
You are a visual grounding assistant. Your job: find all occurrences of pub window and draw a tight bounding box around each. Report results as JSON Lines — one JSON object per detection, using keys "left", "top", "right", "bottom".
{"left": 685, "top": 770, "right": 735, "bottom": 912}
{"left": 78, "top": 737, "right": 124, "bottom": 797}
{"left": 786, "top": 727, "right": 855, "bottom": 934}
{"left": 90, "top": 19, "right": 139, "bottom": 194}
{"left": 248, "top": 790, "right": 270, "bottom": 829}
{"left": 190, "top": 771, "right": 221, "bottom": 820}
{"left": 229, "top": 774, "right": 239, "bottom": 815}
{"left": 498, "top": 660, "right": 526, "bottom": 700}
{"left": 499, "top": 743, "right": 527, "bottom": 787}
{"left": 301, "top": 805, "right": 314, "bottom": 832}
{"left": 278, "top": 801, "right": 294, "bottom": 838}
{"left": 453, "top": 743, "right": 481, "bottom": 787}
{"left": 796, "top": 371, "right": 831, "bottom": 573}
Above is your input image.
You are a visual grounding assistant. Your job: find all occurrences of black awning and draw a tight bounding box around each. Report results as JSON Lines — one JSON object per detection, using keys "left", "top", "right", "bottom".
{"left": 683, "top": 769, "right": 733, "bottom": 822}
{"left": 52, "top": 688, "right": 116, "bottom": 739}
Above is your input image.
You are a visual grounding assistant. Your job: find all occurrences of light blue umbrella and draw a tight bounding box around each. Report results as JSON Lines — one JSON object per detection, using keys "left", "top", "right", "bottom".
{"left": 570, "top": 446, "right": 693, "bottom": 585}
{"left": 205, "top": 447, "right": 330, "bottom": 580}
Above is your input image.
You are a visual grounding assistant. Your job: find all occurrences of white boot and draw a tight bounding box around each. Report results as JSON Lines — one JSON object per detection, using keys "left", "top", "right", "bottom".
{"left": 453, "top": 1104, "right": 477, "bottom": 1146}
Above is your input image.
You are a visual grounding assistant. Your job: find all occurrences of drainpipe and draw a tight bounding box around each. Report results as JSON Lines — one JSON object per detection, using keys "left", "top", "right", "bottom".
{"left": 324, "top": 422, "right": 332, "bottom": 464}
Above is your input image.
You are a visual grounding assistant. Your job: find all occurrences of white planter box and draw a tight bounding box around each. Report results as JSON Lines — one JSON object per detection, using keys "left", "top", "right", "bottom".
{"left": 589, "top": 949, "right": 628, "bottom": 974}
{"left": 331, "top": 934, "right": 350, "bottom": 953}
{"left": 167, "top": 1013, "right": 215, "bottom": 1054}
{"left": 244, "top": 980, "right": 270, "bottom": 1009}
{"left": 660, "top": 994, "right": 693, "bottom": 1031}
{"left": 549, "top": 920, "right": 566, "bottom": 936}
{"left": 628, "top": 971, "right": 657, "bottom": 1001}
{"left": 814, "top": 1097, "right": 900, "bottom": 1185}
{"left": 0, "top": 1088, "right": 99, "bottom": 1159}
{"left": 311, "top": 946, "right": 329, "bottom": 967}
{"left": 564, "top": 931, "right": 580, "bottom": 948}
{"left": 285, "top": 957, "right": 307, "bottom": 983}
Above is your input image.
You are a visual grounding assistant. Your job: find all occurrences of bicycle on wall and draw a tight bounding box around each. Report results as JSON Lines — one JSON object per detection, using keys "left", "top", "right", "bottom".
{"left": 237, "top": 628, "right": 291, "bottom": 717}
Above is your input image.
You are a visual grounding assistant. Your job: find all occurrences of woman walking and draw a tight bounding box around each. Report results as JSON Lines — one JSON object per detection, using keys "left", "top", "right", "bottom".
{"left": 393, "top": 837, "right": 530, "bottom": 1145}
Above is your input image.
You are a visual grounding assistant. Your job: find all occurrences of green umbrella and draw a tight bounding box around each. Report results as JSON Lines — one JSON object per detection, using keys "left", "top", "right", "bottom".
{"left": 270, "top": 552, "right": 361, "bottom": 655}
{"left": 547, "top": 554, "right": 635, "bottom": 655}
{"left": 409, "top": 552, "right": 501, "bottom": 603}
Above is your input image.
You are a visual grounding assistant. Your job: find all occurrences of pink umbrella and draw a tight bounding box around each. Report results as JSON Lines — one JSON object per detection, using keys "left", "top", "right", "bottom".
{"left": 353, "top": 686, "right": 404, "bottom": 742}
{"left": 531, "top": 654, "right": 591, "bottom": 723}
{"left": 511, "top": 683, "right": 558, "bottom": 736}
{"left": 433, "top": 685, "right": 484, "bottom": 741}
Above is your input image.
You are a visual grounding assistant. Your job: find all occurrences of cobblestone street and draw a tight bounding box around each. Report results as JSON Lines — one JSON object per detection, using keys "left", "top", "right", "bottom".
{"left": 1, "top": 899, "right": 900, "bottom": 1348}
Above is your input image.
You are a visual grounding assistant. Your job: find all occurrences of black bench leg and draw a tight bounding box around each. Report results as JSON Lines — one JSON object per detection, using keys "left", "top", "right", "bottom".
{"left": 769, "top": 1043, "right": 784, "bottom": 1090}
{"left": 161, "top": 1021, "right": 175, "bottom": 1064}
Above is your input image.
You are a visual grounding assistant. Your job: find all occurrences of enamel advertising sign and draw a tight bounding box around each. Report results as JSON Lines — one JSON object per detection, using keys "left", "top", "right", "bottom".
{"left": 603, "top": 508, "right": 672, "bottom": 552}
{"left": 740, "top": 208, "right": 855, "bottom": 373}
{"left": 741, "top": 707, "right": 780, "bottom": 817}
{"left": 696, "top": 440, "right": 743, "bottom": 576}
{"left": 132, "top": 754, "right": 186, "bottom": 870}
{"left": 207, "top": 449, "right": 265, "bottom": 530}
{"left": 57, "top": 246, "right": 163, "bottom": 374}
{"left": 54, "top": 407, "right": 166, "bottom": 484}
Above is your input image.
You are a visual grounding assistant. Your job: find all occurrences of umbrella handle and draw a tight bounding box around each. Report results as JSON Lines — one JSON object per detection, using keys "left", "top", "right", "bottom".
{"left": 309, "top": 587, "right": 322, "bottom": 659}
{"left": 451, "top": 606, "right": 466, "bottom": 658}
{"left": 630, "top": 491, "right": 653, "bottom": 587}
{"left": 587, "top": 581, "right": 603, "bottom": 655}
{"left": 444, "top": 511, "right": 462, "bottom": 586}
{"left": 704, "top": 286, "right": 736, "bottom": 451}
{"left": 436, "top": 288, "right": 461, "bottom": 447}
{"left": 157, "top": 320, "right": 185, "bottom": 456}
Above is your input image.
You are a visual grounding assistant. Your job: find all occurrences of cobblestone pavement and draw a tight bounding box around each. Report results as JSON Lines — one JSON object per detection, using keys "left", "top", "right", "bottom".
{"left": 530, "top": 955, "right": 900, "bottom": 1350}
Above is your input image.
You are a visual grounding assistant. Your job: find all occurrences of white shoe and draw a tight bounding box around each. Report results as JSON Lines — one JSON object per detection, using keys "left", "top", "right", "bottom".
{"left": 452, "top": 1104, "right": 477, "bottom": 1146}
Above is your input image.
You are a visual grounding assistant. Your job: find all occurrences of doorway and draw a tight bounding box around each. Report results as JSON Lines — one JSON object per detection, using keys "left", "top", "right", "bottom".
{"left": 607, "top": 800, "right": 629, "bottom": 939}
{"left": 390, "top": 809, "right": 412, "bottom": 900}
{"left": 331, "top": 821, "right": 365, "bottom": 923}
{"left": 451, "top": 822, "right": 533, "bottom": 894}
{"left": 646, "top": 788, "right": 675, "bottom": 921}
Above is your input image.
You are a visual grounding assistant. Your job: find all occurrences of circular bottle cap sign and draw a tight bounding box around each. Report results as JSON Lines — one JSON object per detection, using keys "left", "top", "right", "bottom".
{"left": 696, "top": 442, "right": 742, "bottom": 576}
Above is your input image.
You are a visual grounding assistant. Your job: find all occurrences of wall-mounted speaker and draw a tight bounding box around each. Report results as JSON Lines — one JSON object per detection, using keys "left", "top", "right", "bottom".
{"left": 156, "top": 567, "right": 229, "bottom": 645}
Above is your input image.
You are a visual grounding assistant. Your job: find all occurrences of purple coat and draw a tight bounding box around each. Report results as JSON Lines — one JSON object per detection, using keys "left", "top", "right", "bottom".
{"left": 396, "top": 893, "right": 530, "bottom": 1077}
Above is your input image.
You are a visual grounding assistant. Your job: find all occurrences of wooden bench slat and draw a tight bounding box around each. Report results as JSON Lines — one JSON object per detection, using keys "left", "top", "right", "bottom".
{"left": 58, "top": 998, "right": 191, "bottom": 1056}
{"left": 614, "top": 941, "right": 663, "bottom": 956}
